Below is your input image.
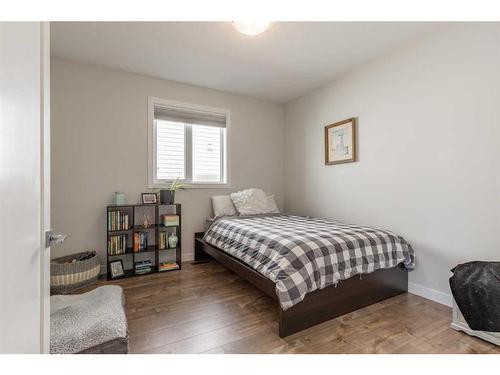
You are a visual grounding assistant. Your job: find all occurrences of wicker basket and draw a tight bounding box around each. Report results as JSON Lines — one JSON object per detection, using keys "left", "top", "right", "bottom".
{"left": 51, "top": 251, "right": 100, "bottom": 295}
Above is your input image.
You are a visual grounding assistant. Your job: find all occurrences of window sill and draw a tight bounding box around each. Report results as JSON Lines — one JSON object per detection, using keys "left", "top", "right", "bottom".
{"left": 148, "top": 182, "right": 231, "bottom": 190}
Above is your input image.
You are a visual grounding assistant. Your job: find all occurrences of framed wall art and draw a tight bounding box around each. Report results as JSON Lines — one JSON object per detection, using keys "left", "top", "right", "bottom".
{"left": 324, "top": 118, "right": 357, "bottom": 165}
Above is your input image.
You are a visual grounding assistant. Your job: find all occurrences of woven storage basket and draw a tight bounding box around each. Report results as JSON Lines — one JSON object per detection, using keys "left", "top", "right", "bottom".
{"left": 51, "top": 251, "right": 100, "bottom": 295}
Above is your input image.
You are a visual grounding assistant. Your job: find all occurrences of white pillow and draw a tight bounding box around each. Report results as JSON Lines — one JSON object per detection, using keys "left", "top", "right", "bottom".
{"left": 230, "top": 188, "right": 277, "bottom": 215}
{"left": 211, "top": 195, "right": 237, "bottom": 218}
{"left": 267, "top": 195, "right": 280, "bottom": 214}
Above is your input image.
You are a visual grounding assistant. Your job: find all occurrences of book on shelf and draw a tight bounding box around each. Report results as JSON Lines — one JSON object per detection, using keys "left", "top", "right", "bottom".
{"left": 134, "top": 260, "right": 152, "bottom": 274}
{"left": 133, "top": 231, "right": 148, "bottom": 252}
{"left": 108, "top": 234, "right": 127, "bottom": 255}
{"left": 158, "top": 231, "right": 170, "bottom": 250}
{"left": 135, "top": 259, "right": 152, "bottom": 268}
{"left": 161, "top": 214, "right": 179, "bottom": 227}
{"left": 158, "top": 262, "right": 179, "bottom": 272}
{"left": 108, "top": 210, "right": 129, "bottom": 231}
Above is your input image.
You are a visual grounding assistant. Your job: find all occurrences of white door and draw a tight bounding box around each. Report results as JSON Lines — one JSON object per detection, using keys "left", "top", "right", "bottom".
{"left": 0, "top": 22, "right": 51, "bottom": 353}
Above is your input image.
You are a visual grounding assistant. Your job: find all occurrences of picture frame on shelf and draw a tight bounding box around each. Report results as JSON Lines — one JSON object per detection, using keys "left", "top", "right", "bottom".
{"left": 109, "top": 259, "right": 125, "bottom": 279}
{"left": 141, "top": 192, "right": 158, "bottom": 204}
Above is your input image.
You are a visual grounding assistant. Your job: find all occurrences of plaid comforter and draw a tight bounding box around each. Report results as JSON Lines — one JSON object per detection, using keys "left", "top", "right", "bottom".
{"left": 203, "top": 214, "right": 415, "bottom": 310}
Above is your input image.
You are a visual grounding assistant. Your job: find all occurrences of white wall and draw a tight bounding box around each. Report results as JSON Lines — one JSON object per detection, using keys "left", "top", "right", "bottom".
{"left": 51, "top": 58, "right": 284, "bottom": 266}
{"left": 284, "top": 23, "right": 500, "bottom": 305}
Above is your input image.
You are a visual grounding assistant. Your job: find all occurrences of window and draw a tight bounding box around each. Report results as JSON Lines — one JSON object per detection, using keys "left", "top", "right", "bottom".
{"left": 192, "top": 124, "right": 223, "bottom": 182}
{"left": 148, "top": 97, "right": 229, "bottom": 187}
{"left": 155, "top": 121, "right": 186, "bottom": 180}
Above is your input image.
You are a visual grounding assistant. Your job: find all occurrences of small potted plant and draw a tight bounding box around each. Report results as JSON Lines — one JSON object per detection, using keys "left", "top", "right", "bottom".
{"left": 160, "top": 177, "right": 190, "bottom": 204}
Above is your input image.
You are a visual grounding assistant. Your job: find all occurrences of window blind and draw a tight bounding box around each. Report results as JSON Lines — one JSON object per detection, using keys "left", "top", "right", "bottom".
{"left": 192, "top": 124, "right": 222, "bottom": 182}
{"left": 156, "top": 120, "right": 185, "bottom": 180}
{"left": 154, "top": 105, "right": 226, "bottom": 128}
{"left": 153, "top": 102, "right": 227, "bottom": 184}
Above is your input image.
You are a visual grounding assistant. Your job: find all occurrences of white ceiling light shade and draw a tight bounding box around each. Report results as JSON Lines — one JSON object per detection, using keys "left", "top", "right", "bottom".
{"left": 232, "top": 21, "right": 271, "bottom": 36}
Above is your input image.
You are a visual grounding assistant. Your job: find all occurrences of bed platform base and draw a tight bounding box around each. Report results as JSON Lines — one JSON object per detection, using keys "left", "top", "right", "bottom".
{"left": 195, "top": 235, "right": 408, "bottom": 337}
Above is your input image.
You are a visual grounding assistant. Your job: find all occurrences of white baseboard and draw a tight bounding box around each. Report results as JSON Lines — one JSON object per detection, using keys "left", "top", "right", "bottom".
{"left": 451, "top": 321, "right": 500, "bottom": 346}
{"left": 408, "top": 282, "right": 453, "bottom": 307}
{"left": 182, "top": 251, "right": 194, "bottom": 262}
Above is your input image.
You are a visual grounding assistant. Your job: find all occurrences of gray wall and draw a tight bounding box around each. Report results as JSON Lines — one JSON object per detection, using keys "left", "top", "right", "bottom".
{"left": 51, "top": 58, "right": 285, "bottom": 265}
{"left": 284, "top": 23, "right": 500, "bottom": 305}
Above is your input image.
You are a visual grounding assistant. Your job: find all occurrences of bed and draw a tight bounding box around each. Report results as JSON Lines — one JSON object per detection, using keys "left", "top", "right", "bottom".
{"left": 197, "top": 214, "right": 415, "bottom": 337}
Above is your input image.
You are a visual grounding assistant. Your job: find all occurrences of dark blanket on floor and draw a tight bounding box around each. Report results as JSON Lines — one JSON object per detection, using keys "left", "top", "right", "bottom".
{"left": 449, "top": 261, "right": 500, "bottom": 332}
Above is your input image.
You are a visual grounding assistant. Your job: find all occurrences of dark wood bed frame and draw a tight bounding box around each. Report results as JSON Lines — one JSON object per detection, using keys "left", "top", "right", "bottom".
{"left": 194, "top": 233, "right": 408, "bottom": 337}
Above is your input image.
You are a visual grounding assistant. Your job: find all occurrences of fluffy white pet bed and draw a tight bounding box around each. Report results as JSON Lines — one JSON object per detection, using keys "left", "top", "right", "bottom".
{"left": 50, "top": 285, "right": 128, "bottom": 354}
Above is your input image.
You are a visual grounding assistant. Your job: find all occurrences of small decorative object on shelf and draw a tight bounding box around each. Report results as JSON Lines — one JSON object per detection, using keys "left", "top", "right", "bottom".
{"left": 160, "top": 190, "right": 174, "bottom": 205}
{"left": 106, "top": 202, "right": 182, "bottom": 280}
{"left": 109, "top": 259, "right": 125, "bottom": 279}
{"left": 141, "top": 213, "right": 152, "bottom": 228}
{"left": 168, "top": 233, "right": 178, "bottom": 249}
{"left": 141, "top": 192, "right": 158, "bottom": 205}
{"left": 114, "top": 191, "right": 125, "bottom": 205}
{"left": 159, "top": 177, "right": 190, "bottom": 204}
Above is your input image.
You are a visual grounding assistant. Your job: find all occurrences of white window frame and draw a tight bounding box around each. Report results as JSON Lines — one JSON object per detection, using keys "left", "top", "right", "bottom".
{"left": 148, "top": 96, "right": 231, "bottom": 189}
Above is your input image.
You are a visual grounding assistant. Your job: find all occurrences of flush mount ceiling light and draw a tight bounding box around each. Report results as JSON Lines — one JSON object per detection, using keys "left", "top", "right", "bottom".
{"left": 232, "top": 21, "right": 271, "bottom": 36}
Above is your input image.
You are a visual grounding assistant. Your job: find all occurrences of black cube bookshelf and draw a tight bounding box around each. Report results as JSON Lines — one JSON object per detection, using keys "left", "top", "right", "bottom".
{"left": 106, "top": 203, "right": 182, "bottom": 280}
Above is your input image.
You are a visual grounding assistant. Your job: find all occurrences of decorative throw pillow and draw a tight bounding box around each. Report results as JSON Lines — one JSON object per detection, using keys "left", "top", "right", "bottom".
{"left": 211, "top": 195, "right": 237, "bottom": 218}
{"left": 267, "top": 195, "right": 280, "bottom": 214}
{"left": 230, "top": 188, "right": 275, "bottom": 215}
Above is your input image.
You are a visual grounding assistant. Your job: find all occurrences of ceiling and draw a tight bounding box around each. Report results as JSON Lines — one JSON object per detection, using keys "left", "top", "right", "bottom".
{"left": 51, "top": 22, "right": 442, "bottom": 103}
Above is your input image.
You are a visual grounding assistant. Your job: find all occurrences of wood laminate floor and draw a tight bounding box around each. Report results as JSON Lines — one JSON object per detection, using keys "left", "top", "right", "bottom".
{"left": 97, "top": 261, "right": 500, "bottom": 354}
